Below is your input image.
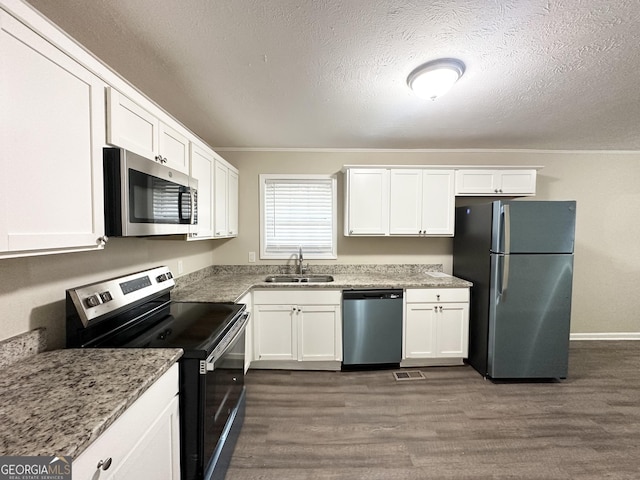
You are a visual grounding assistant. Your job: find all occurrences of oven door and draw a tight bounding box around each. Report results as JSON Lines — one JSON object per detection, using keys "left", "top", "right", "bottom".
{"left": 203, "top": 314, "right": 248, "bottom": 480}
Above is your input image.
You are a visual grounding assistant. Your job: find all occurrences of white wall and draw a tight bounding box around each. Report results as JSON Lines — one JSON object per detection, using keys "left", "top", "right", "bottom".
{"left": 212, "top": 149, "right": 640, "bottom": 336}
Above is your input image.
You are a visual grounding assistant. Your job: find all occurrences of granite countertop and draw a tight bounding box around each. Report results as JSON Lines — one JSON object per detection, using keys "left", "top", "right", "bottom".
{"left": 172, "top": 265, "right": 473, "bottom": 303}
{"left": 0, "top": 348, "right": 183, "bottom": 458}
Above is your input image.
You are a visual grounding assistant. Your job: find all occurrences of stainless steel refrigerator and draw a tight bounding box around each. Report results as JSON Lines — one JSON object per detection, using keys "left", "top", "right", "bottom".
{"left": 453, "top": 200, "right": 576, "bottom": 379}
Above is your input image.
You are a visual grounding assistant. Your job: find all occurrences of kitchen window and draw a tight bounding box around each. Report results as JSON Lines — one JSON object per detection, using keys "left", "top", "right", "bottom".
{"left": 260, "top": 174, "right": 337, "bottom": 260}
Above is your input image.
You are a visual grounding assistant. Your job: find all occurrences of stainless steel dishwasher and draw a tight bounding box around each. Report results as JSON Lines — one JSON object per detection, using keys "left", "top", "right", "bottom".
{"left": 342, "top": 289, "right": 403, "bottom": 367}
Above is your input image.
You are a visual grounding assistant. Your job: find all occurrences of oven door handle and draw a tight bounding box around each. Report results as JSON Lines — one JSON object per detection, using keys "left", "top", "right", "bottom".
{"left": 205, "top": 311, "right": 250, "bottom": 372}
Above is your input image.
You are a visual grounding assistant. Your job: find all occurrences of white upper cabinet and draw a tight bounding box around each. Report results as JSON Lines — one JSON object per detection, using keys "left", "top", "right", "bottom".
{"left": 344, "top": 168, "right": 389, "bottom": 236}
{"left": 389, "top": 169, "right": 423, "bottom": 235}
{"left": 188, "top": 143, "right": 215, "bottom": 240}
{"left": 159, "top": 122, "right": 190, "bottom": 173}
{"left": 455, "top": 169, "right": 537, "bottom": 196}
{"left": 213, "top": 157, "right": 239, "bottom": 238}
{"left": 0, "top": 9, "right": 106, "bottom": 257}
{"left": 345, "top": 167, "right": 454, "bottom": 237}
{"left": 106, "top": 87, "right": 190, "bottom": 174}
{"left": 389, "top": 169, "right": 454, "bottom": 236}
{"left": 106, "top": 87, "right": 159, "bottom": 161}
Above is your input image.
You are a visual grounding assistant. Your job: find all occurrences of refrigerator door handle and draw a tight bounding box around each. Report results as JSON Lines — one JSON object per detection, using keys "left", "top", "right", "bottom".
{"left": 501, "top": 254, "right": 510, "bottom": 299}
{"left": 503, "top": 204, "right": 511, "bottom": 254}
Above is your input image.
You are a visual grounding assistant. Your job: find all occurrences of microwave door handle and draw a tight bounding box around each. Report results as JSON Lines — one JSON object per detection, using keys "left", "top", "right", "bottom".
{"left": 190, "top": 190, "right": 197, "bottom": 225}
{"left": 178, "top": 189, "right": 192, "bottom": 223}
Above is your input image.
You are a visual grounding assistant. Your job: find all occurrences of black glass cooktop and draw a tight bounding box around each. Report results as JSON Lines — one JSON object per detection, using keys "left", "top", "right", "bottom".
{"left": 92, "top": 301, "right": 245, "bottom": 357}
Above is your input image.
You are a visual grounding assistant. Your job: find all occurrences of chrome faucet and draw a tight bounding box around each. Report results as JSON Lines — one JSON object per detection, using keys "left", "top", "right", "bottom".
{"left": 297, "top": 246, "right": 304, "bottom": 275}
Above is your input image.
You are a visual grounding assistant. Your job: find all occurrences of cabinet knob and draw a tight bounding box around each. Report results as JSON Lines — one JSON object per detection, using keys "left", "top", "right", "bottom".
{"left": 349, "top": 230, "right": 353, "bottom": 235}
{"left": 439, "top": 306, "right": 443, "bottom": 312}
{"left": 97, "top": 236, "right": 109, "bottom": 246}
{"left": 97, "top": 458, "right": 112, "bottom": 471}
{"left": 434, "top": 306, "right": 438, "bottom": 312}
{"left": 436, "top": 294, "right": 440, "bottom": 300}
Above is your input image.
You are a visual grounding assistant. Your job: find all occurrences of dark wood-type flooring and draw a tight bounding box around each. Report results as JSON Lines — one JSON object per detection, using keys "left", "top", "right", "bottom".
{"left": 226, "top": 342, "right": 640, "bottom": 479}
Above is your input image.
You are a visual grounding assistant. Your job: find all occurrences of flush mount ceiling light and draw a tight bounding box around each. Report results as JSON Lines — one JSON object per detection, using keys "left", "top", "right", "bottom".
{"left": 407, "top": 58, "right": 465, "bottom": 100}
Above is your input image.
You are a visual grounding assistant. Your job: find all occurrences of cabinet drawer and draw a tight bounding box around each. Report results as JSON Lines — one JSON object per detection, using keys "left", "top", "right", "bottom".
{"left": 253, "top": 289, "right": 341, "bottom": 305}
{"left": 405, "top": 288, "right": 469, "bottom": 303}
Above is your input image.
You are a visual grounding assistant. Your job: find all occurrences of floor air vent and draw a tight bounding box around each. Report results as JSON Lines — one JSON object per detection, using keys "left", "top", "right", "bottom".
{"left": 393, "top": 370, "right": 425, "bottom": 381}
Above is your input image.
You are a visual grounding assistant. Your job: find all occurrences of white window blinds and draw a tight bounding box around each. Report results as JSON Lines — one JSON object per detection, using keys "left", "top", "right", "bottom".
{"left": 261, "top": 175, "right": 337, "bottom": 259}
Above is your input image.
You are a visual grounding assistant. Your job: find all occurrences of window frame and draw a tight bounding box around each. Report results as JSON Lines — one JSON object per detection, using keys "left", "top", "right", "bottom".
{"left": 259, "top": 173, "right": 338, "bottom": 260}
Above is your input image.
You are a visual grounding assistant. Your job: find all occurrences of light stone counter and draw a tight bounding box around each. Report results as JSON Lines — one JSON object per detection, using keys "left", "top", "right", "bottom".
{"left": 172, "top": 264, "right": 473, "bottom": 303}
{"left": 0, "top": 348, "right": 182, "bottom": 458}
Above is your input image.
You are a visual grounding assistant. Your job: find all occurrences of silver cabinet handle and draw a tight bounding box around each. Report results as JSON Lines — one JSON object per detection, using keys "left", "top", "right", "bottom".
{"left": 97, "top": 458, "right": 112, "bottom": 471}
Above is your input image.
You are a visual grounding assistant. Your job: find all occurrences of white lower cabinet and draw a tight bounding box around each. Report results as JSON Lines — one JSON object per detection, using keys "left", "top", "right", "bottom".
{"left": 252, "top": 290, "right": 342, "bottom": 369}
{"left": 403, "top": 288, "right": 470, "bottom": 365}
{"left": 237, "top": 292, "right": 253, "bottom": 373}
{"left": 73, "top": 364, "right": 180, "bottom": 480}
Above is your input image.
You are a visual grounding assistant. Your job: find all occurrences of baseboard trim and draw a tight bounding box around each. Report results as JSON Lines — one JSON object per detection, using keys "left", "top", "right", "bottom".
{"left": 571, "top": 332, "right": 640, "bottom": 341}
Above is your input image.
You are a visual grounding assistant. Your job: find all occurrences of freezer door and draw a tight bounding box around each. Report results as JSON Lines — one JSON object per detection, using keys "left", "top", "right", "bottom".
{"left": 488, "top": 253, "right": 573, "bottom": 379}
{"left": 491, "top": 201, "right": 576, "bottom": 254}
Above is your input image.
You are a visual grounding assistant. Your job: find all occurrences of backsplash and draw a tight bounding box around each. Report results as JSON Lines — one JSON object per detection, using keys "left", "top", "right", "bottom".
{"left": 0, "top": 328, "right": 47, "bottom": 368}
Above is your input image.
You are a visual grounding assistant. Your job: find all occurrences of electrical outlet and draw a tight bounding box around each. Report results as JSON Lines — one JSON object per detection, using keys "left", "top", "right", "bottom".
{"left": 177, "top": 260, "right": 184, "bottom": 274}
{"left": 248, "top": 252, "right": 256, "bottom": 263}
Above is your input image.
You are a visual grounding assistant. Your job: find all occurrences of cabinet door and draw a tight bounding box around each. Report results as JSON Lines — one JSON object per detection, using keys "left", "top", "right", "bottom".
{"left": 421, "top": 170, "right": 455, "bottom": 236}
{"left": 73, "top": 364, "right": 179, "bottom": 480}
{"left": 298, "top": 305, "right": 341, "bottom": 361}
{"left": 106, "top": 87, "right": 159, "bottom": 160}
{"left": 254, "top": 305, "right": 297, "bottom": 361}
{"left": 345, "top": 169, "right": 389, "bottom": 235}
{"left": 227, "top": 167, "right": 239, "bottom": 236}
{"left": 188, "top": 143, "right": 214, "bottom": 239}
{"left": 455, "top": 169, "right": 537, "bottom": 196}
{"left": 159, "top": 123, "right": 189, "bottom": 174}
{"left": 454, "top": 170, "right": 499, "bottom": 195}
{"left": 404, "top": 303, "right": 436, "bottom": 358}
{"left": 389, "top": 169, "right": 422, "bottom": 235}
{"left": 213, "top": 159, "right": 229, "bottom": 237}
{"left": 1, "top": 11, "right": 105, "bottom": 256}
{"left": 112, "top": 395, "right": 181, "bottom": 480}
{"left": 435, "top": 303, "right": 469, "bottom": 358}
{"left": 498, "top": 170, "right": 536, "bottom": 195}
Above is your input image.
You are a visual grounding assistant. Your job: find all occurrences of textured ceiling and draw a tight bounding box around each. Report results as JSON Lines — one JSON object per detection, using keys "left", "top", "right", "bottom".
{"left": 25, "top": 0, "right": 640, "bottom": 150}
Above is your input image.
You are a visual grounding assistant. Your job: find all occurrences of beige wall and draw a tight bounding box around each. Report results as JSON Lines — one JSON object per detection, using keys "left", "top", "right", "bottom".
{"left": 0, "top": 237, "right": 215, "bottom": 349}
{"left": 1, "top": 150, "right": 638, "bottom": 349}
{"left": 213, "top": 149, "right": 640, "bottom": 336}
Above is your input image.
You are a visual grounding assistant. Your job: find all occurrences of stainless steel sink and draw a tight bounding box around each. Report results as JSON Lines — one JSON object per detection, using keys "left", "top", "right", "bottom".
{"left": 264, "top": 274, "right": 334, "bottom": 283}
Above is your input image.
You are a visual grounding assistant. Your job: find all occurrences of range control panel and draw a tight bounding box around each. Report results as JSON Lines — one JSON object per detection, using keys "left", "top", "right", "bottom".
{"left": 68, "top": 266, "right": 175, "bottom": 327}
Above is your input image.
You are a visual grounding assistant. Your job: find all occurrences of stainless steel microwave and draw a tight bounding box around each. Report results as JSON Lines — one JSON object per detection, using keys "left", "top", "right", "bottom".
{"left": 103, "top": 148, "right": 197, "bottom": 236}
